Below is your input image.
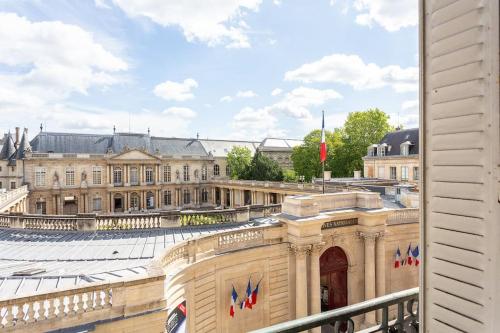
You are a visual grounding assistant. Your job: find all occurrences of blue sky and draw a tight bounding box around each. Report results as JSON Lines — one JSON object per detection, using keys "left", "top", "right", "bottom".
{"left": 0, "top": 0, "right": 418, "bottom": 140}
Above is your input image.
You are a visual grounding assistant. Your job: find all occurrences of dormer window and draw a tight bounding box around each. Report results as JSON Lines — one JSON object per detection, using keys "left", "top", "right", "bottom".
{"left": 400, "top": 141, "right": 412, "bottom": 156}
{"left": 378, "top": 144, "right": 387, "bottom": 157}
{"left": 368, "top": 144, "right": 378, "bottom": 157}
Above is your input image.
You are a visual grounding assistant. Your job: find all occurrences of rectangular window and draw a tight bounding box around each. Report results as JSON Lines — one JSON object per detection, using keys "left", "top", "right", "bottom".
{"left": 226, "top": 165, "right": 231, "bottom": 176}
{"left": 377, "top": 166, "right": 385, "bottom": 179}
{"left": 413, "top": 167, "right": 419, "bottom": 181}
{"left": 130, "top": 167, "right": 139, "bottom": 185}
{"left": 164, "top": 190, "right": 172, "bottom": 206}
{"left": 183, "top": 189, "right": 190, "bottom": 204}
{"left": 163, "top": 165, "right": 171, "bottom": 183}
{"left": 92, "top": 166, "right": 102, "bottom": 185}
{"left": 401, "top": 166, "right": 409, "bottom": 181}
{"left": 35, "top": 168, "right": 46, "bottom": 187}
{"left": 183, "top": 165, "right": 190, "bottom": 182}
{"left": 113, "top": 167, "right": 122, "bottom": 185}
{"left": 10, "top": 181, "right": 16, "bottom": 190}
{"left": 201, "top": 166, "right": 207, "bottom": 181}
{"left": 390, "top": 167, "right": 397, "bottom": 180}
{"left": 93, "top": 198, "right": 102, "bottom": 212}
{"left": 201, "top": 189, "right": 208, "bottom": 203}
{"left": 36, "top": 201, "right": 46, "bottom": 214}
{"left": 146, "top": 167, "right": 154, "bottom": 184}
{"left": 66, "top": 168, "right": 75, "bottom": 186}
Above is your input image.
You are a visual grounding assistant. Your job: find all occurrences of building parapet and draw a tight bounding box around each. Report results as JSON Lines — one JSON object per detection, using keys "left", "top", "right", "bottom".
{"left": 387, "top": 208, "right": 419, "bottom": 225}
{"left": 0, "top": 204, "right": 282, "bottom": 231}
{"left": 0, "top": 274, "right": 166, "bottom": 332}
{"left": 212, "top": 179, "right": 361, "bottom": 193}
{"left": 0, "top": 186, "right": 29, "bottom": 213}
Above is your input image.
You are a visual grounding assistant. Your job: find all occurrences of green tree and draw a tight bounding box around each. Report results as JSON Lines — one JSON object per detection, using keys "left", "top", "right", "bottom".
{"left": 292, "top": 108, "right": 393, "bottom": 179}
{"left": 337, "top": 108, "right": 393, "bottom": 176}
{"left": 283, "top": 169, "right": 297, "bottom": 182}
{"left": 226, "top": 146, "right": 252, "bottom": 179}
{"left": 243, "top": 152, "right": 283, "bottom": 181}
{"left": 291, "top": 129, "right": 342, "bottom": 181}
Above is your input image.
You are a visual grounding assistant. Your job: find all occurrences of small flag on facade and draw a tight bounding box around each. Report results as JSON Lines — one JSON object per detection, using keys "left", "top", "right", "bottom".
{"left": 412, "top": 245, "right": 420, "bottom": 266}
{"left": 230, "top": 285, "right": 238, "bottom": 318}
{"left": 406, "top": 244, "right": 413, "bottom": 266}
{"left": 320, "top": 111, "right": 327, "bottom": 163}
{"left": 244, "top": 279, "right": 253, "bottom": 309}
{"left": 394, "top": 246, "right": 401, "bottom": 268}
{"left": 251, "top": 279, "right": 261, "bottom": 306}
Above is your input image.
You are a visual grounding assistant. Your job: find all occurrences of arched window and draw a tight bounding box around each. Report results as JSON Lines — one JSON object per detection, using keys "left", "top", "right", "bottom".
{"left": 183, "top": 189, "right": 191, "bottom": 204}
{"left": 145, "top": 167, "right": 154, "bottom": 184}
{"left": 194, "top": 169, "right": 199, "bottom": 179}
{"left": 113, "top": 167, "right": 122, "bottom": 185}
{"left": 130, "top": 193, "right": 140, "bottom": 210}
{"left": 201, "top": 165, "right": 207, "bottom": 181}
{"left": 163, "top": 165, "right": 171, "bottom": 182}
{"left": 93, "top": 196, "right": 102, "bottom": 212}
{"left": 213, "top": 164, "right": 220, "bottom": 176}
{"left": 183, "top": 165, "right": 190, "bottom": 181}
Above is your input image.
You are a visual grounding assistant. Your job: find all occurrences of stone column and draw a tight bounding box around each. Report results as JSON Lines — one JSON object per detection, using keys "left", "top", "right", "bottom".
{"left": 375, "top": 233, "right": 386, "bottom": 323}
{"left": 309, "top": 242, "right": 325, "bottom": 333}
{"left": 360, "top": 232, "right": 378, "bottom": 326}
{"left": 292, "top": 244, "right": 311, "bottom": 319}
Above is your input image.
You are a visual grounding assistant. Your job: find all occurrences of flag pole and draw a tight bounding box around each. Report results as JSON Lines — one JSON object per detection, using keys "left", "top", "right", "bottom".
{"left": 322, "top": 110, "right": 325, "bottom": 194}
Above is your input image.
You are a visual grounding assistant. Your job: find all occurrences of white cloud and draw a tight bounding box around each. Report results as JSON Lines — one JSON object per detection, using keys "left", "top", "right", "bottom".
{"left": 230, "top": 107, "right": 285, "bottom": 140}
{"left": 397, "top": 99, "right": 419, "bottom": 128}
{"left": 107, "top": 0, "right": 262, "bottom": 48}
{"left": 163, "top": 107, "right": 196, "bottom": 119}
{"left": 271, "top": 88, "right": 282, "bottom": 96}
{"left": 353, "top": 0, "right": 417, "bottom": 32}
{"left": 266, "top": 87, "right": 342, "bottom": 119}
{"left": 285, "top": 53, "right": 417, "bottom": 93}
{"left": 220, "top": 95, "right": 233, "bottom": 102}
{"left": 94, "top": 0, "right": 111, "bottom": 9}
{"left": 0, "top": 12, "right": 128, "bottom": 109}
{"left": 273, "top": 0, "right": 282, "bottom": 5}
{"left": 236, "top": 90, "right": 257, "bottom": 98}
{"left": 153, "top": 78, "right": 198, "bottom": 101}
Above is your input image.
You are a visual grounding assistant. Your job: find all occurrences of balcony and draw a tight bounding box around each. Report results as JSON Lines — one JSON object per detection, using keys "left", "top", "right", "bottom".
{"left": 250, "top": 288, "right": 419, "bottom": 333}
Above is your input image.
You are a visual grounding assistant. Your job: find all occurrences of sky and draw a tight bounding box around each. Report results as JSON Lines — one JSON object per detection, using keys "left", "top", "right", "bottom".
{"left": 0, "top": 0, "right": 419, "bottom": 141}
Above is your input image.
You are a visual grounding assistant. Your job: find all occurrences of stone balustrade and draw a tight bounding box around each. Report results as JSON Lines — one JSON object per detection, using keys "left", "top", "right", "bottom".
{"left": 0, "top": 186, "right": 29, "bottom": 213}
{"left": 387, "top": 208, "right": 419, "bottom": 225}
{"left": 212, "top": 179, "right": 358, "bottom": 193}
{"left": 0, "top": 274, "right": 166, "bottom": 332}
{"left": 0, "top": 204, "right": 282, "bottom": 231}
{"left": 158, "top": 225, "right": 283, "bottom": 268}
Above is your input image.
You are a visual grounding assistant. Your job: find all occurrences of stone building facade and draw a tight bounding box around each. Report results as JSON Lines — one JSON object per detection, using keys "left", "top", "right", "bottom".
{"left": 363, "top": 128, "right": 419, "bottom": 185}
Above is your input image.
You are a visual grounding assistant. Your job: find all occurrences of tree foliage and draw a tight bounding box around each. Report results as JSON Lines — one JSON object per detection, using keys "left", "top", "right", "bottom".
{"left": 226, "top": 146, "right": 252, "bottom": 179}
{"left": 292, "top": 108, "right": 393, "bottom": 179}
{"left": 283, "top": 169, "right": 297, "bottom": 182}
{"left": 243, "top": 152, "right": 284, "bottom": 181}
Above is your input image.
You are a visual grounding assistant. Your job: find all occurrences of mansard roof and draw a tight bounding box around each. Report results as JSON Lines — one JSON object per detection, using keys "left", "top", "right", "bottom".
{"left": 378, "top": 128, "right": 419, "bottom": 156}
{"left": 258, "top": 138, "right": 304, "bottom": 150}
{"left": 30, "top": 132, "right": 209, "bottom": 156}
{"left": 199, "top": 139, "right": 259, "bottom": 157}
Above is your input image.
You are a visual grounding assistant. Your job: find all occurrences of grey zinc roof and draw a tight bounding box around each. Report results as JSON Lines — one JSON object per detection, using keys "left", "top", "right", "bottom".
{"left": 199, "top": 139, "right": 259, "bottom": 157}
{"left": 0, "top": 133, "right": 15, "bottom": 160}
{"left": 378, "top": 128, "right": 419, "bottom": 156}
{"left": 258, "top": 138, "right": 304, "bottom": 150}
{"left": 30, "top": 132, "right": 209, "bottom": 156}
{"left": 0, "top": 223, "right": 252, "bottom": 298}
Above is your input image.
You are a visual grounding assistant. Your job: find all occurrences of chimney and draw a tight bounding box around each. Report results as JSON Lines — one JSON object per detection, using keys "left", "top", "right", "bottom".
{"left": 15, "top": 127, "right": 20, "bottom": 148}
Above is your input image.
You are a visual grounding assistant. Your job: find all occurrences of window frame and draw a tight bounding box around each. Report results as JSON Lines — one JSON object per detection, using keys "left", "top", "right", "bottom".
{"left": 183, "top": 165, "right": 190, "bottom": 182}
{"left": 130, "top": 167, "right": 139, "bottom": 185}
{"left": 164, "top": 190, "right": 172, "bottom": 206}
{"left": 113, "top": 167, "right": 123, "bottom": 185}
{"left": 35, "top": 167, "right": 47, "bottom": 187}
{"left": 65, "top": 167, "right": 75, "bottom": 186}
{"left": 93, "top": 197, "right": 102, "bottom": 212}
{"left": 183, "top": 189, "right": 191, "bottom": 204}
{"left": 92, "top": 166, "right": 102, "bottom": 185}
{"left": 163, "top": 165, "right": 171, "bottom": 183}
{"left": 145, "top": 166, "right": 154, "bottom": 184}
{"left": 401, "top": 166, "right": 409, "bottom": 181}
{"left": 213, "top": 164, "right": 220, "bottom": 176}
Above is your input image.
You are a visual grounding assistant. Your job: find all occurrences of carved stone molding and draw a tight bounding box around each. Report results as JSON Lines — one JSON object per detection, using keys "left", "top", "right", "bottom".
{"left": 289, "top": 244, "right": 312, "bottom": 258}
{"left": 357, "top": 231, "right": 384, "bottom": 243}
{"left": 311, "top": 242, "right": 326, "bottom": 255}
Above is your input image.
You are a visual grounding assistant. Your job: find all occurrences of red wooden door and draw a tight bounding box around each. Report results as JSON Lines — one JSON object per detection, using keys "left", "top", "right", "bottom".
{"left": 320, "top": 246, "right": 348, "bottom": 311}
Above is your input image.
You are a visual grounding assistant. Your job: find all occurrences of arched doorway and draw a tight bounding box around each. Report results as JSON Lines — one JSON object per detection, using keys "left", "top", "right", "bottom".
{"left": 320, "top": 246, "right": 348, "bottom": 312}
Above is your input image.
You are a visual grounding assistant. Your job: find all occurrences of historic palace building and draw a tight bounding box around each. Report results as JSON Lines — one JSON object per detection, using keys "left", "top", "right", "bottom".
{"left": 0, "top": 129, "right": 303, "bottom": 215}
{"left": 363, "top": 128, "right": 419, "bottom": 185}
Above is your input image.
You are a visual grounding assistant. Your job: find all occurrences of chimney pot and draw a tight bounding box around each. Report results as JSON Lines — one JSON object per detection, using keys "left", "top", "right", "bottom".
{"left": 15, "top": 127, "right": 20, "bottom": 148}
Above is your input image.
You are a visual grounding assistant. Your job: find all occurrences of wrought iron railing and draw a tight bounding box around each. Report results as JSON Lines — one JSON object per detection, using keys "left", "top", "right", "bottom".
{"left": 249, "top": 287, "right": 419, "bottom": 333}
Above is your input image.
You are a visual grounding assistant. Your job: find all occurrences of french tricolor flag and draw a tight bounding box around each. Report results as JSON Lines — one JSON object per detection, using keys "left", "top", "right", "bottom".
{"left": 320, "top": 111, "right": 327, "bottom": 163}
{"left": 251, "top": 280, "right": 261, "bottom": 306}
{"left": 406, "top": 244, "right": 413, "bottom": 266}
{"left": 230, "top": 285, "right": 238, "bottom": 318}
{"left": 394, "top": 246, "right": 401, "bottom": 268}
{"left": 412, "top": 245, "right": 420, "bottom": 266}
{"left": 244, "top": 279, "right": 253, "bottom": 309}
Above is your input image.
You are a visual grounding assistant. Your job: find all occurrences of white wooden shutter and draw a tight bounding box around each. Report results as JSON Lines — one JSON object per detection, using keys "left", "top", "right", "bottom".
{"left": 422, "top": 0, "right": 499, "bottom": 332}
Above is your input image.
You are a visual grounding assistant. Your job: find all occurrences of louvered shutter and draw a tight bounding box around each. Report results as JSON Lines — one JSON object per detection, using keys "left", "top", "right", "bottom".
{"left": 422, "top": 0, "right": 499, "bottom": 332}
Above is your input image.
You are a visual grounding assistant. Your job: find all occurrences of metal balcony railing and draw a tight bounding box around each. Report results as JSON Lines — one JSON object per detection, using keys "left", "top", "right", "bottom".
{"left": 250, "top": 288, "right": 419, "bottom": 333}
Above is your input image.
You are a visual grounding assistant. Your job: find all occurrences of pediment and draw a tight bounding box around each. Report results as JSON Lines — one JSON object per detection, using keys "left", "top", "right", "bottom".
{"left": 112, "top": 150, "right": 158, "bottom": 160}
